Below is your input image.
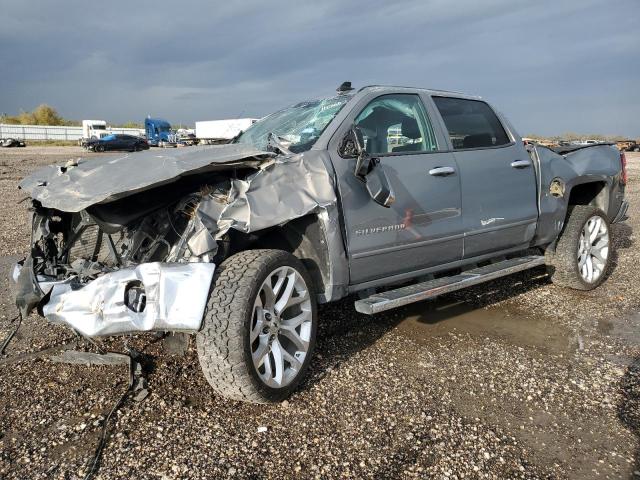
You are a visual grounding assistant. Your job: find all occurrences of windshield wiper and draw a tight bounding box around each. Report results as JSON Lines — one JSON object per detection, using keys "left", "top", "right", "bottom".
{"left": 267, "top": 132, "right": 292, "bottom": 155}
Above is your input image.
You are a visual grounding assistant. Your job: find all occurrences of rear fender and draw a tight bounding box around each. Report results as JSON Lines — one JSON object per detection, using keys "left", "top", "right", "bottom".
{"left": 531, "top": 144, "right": 623, "bottom": 249}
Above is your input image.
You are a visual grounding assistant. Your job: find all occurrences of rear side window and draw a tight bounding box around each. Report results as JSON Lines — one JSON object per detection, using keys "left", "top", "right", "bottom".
{"left": 432, "top": 97, "right": 510, "bottom": 150}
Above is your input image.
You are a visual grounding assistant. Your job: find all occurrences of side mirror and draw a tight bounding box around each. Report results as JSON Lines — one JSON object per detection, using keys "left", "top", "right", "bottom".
{"left": 339, "top": 125, "right": 372, "bottom": 177}
{"left": 338, "top": 125, "right": 395, "bottom": 207}
{"left": 338, "top": 125, "right": 364, "bottom": 159}
{"left": 365, "top": 164, "right": 395, "bottom": 208}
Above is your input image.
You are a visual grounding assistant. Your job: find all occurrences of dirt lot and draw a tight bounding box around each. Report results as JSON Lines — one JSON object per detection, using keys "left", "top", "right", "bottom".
{"left": 0, "top": 146, "right": 638, "bottom": 479}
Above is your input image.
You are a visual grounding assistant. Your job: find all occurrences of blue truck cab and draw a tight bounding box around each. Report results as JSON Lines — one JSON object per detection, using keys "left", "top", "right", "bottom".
{"left": 144, "top": 117, "right": 175, "bottom": 146}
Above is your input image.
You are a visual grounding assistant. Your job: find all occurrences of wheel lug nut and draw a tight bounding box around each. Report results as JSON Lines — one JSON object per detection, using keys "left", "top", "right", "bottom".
{"left": 264, "top": 312, "right": 272, "bottom": 320}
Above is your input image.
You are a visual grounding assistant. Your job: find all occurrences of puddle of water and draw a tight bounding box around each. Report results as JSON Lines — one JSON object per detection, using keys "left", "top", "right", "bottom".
{"left": 597, "top": 313, "right": 640, "bottom": 346}
{"left": 395, "top": 298, "right": 577, "bottom": 354}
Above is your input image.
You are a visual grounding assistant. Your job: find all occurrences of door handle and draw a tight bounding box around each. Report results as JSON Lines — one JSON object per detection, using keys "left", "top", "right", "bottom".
{"left": 429, "top": 166, "right": 456, "bottom": 176}
{"left": 510, "top": 160, "right": 531, "bottom": 168}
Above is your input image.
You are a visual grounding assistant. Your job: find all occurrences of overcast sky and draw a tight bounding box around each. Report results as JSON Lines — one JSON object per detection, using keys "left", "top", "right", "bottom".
{"left": 1, "top": 0, "right": 638, "bottom": 136}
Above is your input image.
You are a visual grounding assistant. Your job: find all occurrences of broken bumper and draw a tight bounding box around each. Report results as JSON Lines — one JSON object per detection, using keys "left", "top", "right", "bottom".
{"left": 13, "top": 261, "right": 215, "bottom": 337}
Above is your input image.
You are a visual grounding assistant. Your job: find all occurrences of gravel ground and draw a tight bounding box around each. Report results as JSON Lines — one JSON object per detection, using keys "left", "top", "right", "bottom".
{"left": 0, "top": 147, "right": 638, "bottom": 480}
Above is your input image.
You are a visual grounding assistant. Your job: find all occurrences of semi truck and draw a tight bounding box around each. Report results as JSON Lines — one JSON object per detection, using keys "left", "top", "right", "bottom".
{"left": 77, "top": 120, "right": 108, "bottom": 146}
{"left": 82, "top": 120, "right": 108, "bottom": 139}
{"left": 144, "top": 117, "right": 177, "bottom": 147}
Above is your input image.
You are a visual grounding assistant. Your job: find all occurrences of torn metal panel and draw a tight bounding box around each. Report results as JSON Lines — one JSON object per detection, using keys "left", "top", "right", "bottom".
{"left": 14, "top": 257, "right": 43, "bottom": 318}
{"left": 0, "top": 339, "right": 78, "bottom": 367}
{"left": 19, "top": 144, "right": 274, "bottom": 212}
{"left": 199, "top": 152, "right": 337, "bottom": 238}
{"left": 192, "top": 151, "right": 349, "bottom": 301}
{"left": 43, "top": 262, "right": 215, "bottom": 337}
{"left": 186, "top": 221, "right": 218, "bottom": 257}
{"left": 316, "top": 206, "right": 349, "bottom": 301}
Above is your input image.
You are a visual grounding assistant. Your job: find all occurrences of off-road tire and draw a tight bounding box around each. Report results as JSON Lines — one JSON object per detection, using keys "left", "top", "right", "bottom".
{"left": 545, "top": 205, "right": 611, "bottom": 290}
{"left": 197, "top": 249, "right": 317, "bottom": 403}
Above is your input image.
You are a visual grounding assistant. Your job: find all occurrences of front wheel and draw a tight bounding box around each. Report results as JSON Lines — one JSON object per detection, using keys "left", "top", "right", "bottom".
{"left": 546, "top": 205, "right": 611, "bottom": 290}
{"left": 197, "top": 250, "right": 317, "bottom": 403}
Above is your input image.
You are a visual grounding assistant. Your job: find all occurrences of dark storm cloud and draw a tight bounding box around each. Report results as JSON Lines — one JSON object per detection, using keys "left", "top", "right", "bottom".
{"left": 0, "top": 0, "right": 638, "bottom": 136}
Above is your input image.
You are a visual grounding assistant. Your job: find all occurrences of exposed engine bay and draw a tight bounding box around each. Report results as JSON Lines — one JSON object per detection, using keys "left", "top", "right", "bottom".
{"left": 31, "top": 181, "right": 230, "bottom": 285}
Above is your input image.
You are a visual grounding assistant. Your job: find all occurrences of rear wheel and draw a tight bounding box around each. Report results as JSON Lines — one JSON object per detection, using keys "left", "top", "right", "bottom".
{"left": 546, "top": 205, "right": 611, "bottom": 290}
{"left": 95, "top": 144, "right": 105, "bottom": 152}
{"left": 197, "top": 249, "right": 317, "bottom": 403}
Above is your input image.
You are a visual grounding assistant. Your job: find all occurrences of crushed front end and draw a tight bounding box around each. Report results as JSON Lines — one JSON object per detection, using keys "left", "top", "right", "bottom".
{"left": 15, "top": 187, "right": 224, "bottom": 336}
{"left": 11, "top": 145, "right": 277, "bottom": 337}
{"left": 13, "top": 144, "right": 341, "bottom": 338}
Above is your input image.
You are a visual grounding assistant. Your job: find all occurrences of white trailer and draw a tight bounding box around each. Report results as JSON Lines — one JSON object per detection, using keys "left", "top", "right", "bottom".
{"left": 195, "top": 118, "right": 258, "bottom": 144}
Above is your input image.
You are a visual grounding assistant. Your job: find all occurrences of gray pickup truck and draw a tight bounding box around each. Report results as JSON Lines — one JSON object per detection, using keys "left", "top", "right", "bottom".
{"left": 14, "top": 83, "right": 628, "bottom": 403}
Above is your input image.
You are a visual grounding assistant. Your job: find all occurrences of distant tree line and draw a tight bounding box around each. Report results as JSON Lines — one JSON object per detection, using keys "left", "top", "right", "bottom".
{"left": 1, "top": 104, "right": 79, "bottom": 126}
{"left": 0, "top": 105, "right": 143, "bottom": 129}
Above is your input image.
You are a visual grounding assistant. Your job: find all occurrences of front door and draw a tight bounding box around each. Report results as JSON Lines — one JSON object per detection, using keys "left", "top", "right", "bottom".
{"left": 431, "top": 96, "right": 538, "bottom": 257}
{"left": 329, "top": 93, "right": 464, "bottom": 285}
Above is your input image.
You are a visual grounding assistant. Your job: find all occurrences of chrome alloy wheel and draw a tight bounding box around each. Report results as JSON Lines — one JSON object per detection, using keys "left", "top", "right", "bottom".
{"left": 250, "top": 266, "right": 313, "bottom": 388}
{"left": 578, "top": 215, "right": 609, "bottom": 283}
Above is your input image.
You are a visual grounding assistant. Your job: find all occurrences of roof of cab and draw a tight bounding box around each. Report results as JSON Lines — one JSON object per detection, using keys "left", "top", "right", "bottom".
{"left": 358, "top": 85, "right": 482, "bottom": 100}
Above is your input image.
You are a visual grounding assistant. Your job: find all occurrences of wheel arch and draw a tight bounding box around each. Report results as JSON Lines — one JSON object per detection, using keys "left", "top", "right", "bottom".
{"left": 534, "top": 176, "right": 612, "bottom": 253}
{"left": 226, "top": 212, "right": 348, "bottom": 303}
{"left": 566, "top": 179, "right": 609, "bottom": 212}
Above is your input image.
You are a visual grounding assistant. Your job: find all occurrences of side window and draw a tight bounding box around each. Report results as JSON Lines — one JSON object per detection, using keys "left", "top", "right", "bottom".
{"left": 354, "top": 94, "right": 438, "bottom": 155}
{"left": 432, "top": 97, "right": 510, "bottom": 150}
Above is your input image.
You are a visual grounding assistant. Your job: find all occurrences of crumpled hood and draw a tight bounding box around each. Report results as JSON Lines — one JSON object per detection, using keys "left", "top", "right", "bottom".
{"left": 19, "top": 143, "right": 274, "bottom": 212}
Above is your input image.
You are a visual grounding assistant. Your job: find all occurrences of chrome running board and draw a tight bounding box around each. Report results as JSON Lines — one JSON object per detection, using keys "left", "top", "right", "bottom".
{"left": 354, "top": 255, "right": 545, "bottom": 315}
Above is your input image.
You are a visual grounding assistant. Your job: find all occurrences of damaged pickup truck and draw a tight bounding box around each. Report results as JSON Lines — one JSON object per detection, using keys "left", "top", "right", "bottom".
{"left": 14, "top": 84, "right": 628, "bottom": 403}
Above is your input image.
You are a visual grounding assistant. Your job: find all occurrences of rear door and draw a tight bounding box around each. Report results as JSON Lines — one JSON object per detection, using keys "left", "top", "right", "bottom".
{"left": 328, "top": 92, "right": 463, "bottom": 285}
{"left": 431, "top": 96, "right": 538, "bottom": 258}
